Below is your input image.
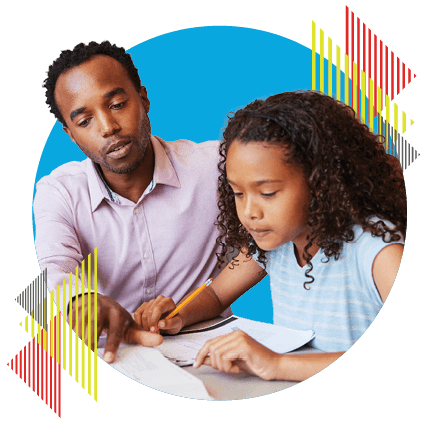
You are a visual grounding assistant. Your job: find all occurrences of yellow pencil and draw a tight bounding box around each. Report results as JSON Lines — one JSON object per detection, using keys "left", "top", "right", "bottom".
{"left": 165, "top": 278, "right": 212, "bottom": 320}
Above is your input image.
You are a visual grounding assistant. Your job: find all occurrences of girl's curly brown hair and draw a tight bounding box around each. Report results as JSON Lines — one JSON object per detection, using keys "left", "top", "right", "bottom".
{"left": 216, "top": 91, "right": 407, "bottom": 289}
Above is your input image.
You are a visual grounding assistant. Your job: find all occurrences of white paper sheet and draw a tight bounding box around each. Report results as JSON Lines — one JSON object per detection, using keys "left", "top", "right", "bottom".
{"left": 157, "top": 316, "right": 314, "bottom": 366}
{"left": 97, "top": 345, "right": 214, "bottom": 400}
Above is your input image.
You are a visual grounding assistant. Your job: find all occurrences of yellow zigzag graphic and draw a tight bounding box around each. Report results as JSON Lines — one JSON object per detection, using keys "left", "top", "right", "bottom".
{"left": 18, "top": 248, "right": 98, "bottom": 402}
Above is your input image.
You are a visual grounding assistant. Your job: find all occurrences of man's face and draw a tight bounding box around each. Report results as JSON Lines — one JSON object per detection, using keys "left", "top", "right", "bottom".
{"left": 55, "top": 55, "right": 151, "bottom": 174}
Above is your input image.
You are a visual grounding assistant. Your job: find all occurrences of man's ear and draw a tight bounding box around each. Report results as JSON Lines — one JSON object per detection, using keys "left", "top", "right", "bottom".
{"left": 62, "top": 125, "right": 77, "bottom": 144}
{"left": 139, "top": 86, "right": 150, "bottom": 113}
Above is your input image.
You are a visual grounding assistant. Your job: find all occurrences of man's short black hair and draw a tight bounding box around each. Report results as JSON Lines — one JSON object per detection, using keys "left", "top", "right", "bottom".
{"left": 43, "top": 41, "right": 142, "bottom": 126}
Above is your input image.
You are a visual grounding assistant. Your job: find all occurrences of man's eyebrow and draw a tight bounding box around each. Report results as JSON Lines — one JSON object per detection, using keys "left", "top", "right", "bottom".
{"left": 69, "top": 88, "right": 127, "bottom": 122}
{"left": 70, "top": 107, "right": 85, "bottom": 122}
{"left": 103, "top": 87, "right": 126, "bottom": 99}
{"left": 227, "top": 179, "right": 282, "bottom": 186}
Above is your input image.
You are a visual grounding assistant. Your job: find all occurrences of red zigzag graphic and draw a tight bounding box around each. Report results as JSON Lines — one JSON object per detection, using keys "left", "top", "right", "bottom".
{"left": 346, "top": 5, "right": 416, "bottom": 119}
{"left": 7, "top": 315, "right": 61, "bottom": 418}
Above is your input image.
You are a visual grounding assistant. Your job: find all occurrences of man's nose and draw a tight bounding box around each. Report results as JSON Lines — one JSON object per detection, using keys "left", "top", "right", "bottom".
{"left": 98, "top": 111, "right": 121, "bottom": 137}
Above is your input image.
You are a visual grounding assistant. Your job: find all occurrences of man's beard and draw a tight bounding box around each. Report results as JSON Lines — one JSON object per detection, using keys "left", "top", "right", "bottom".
{"left": 98, "top": 114, "right": 151, "bottom": 175}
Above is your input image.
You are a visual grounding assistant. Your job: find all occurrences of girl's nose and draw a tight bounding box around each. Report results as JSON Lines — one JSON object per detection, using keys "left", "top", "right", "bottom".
{"left": 243, "top": 196, "right": 261, "bottom": 220}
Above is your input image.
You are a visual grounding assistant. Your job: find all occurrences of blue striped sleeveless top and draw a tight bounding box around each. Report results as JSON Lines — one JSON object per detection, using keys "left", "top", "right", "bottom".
{"left": 258, "top": 223, "right": 403, "bottom": 352}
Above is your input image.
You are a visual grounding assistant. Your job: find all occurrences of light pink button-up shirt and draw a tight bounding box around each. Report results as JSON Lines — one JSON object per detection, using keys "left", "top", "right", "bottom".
{"left": 34, "top": 136, "right": 224, "bottom": 313}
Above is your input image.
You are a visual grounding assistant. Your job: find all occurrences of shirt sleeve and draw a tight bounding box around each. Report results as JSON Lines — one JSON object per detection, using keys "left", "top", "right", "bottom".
{"left": 252, "top": 250, "right": 269, "bottom": 272}
{"left": 33, "top": 178, "right": 91, "bottom": 303}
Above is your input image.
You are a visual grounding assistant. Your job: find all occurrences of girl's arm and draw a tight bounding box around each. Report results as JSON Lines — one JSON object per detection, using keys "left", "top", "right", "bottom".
{"left": 179, "top": 252, "right": 266, "bottom": 328}
{"left": 372, "top": 243, "right": 404, "bottom": 303}
{"left": 274, "top": 351, "right": 344, "bottom": 381}
{"left": 194, "top": 329, "right": 344, "bottom": 381}
{"left": 134, "top": 250, "right": 266, "bottom": 334}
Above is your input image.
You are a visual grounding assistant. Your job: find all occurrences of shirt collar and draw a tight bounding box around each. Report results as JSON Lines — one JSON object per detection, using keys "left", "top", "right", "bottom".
{"left": 150, "top": 135, "right": 181, "bottom": 188}
{"left": 87, "top": 135, "right": 180, "bottom": 212}
{"left": 95, "top": 164, "right": 120, "bottom": 204}
{"left": 87, "top": 160, "right": 110, "bottom": 212}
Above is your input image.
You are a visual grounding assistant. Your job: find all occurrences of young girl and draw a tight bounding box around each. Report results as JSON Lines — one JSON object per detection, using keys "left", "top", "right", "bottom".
{"left": 135, "top": 91, "right": 406, "bottom": 382}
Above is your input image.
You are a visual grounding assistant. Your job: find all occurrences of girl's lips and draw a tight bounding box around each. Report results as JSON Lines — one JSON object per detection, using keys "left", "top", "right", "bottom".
{"left": 249, "top": 229, "right": 272, "bottom": 238}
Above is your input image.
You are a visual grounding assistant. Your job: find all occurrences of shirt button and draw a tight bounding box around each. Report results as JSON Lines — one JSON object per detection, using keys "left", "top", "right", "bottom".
{"left": 146, "top": 288, "right": 151, "bottom": 295}
{"left": 134, "top": 208, "right": 140, "bottom": 215}
{"left": 143, "top": 254, "right": 149, "bottom": 259}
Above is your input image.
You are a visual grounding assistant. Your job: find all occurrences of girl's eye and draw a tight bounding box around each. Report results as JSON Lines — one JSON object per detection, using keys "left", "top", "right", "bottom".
{"left": 262, "top": 192, "right": 276, "bottom": 198}
{"left": 233, "top": 192, "right": 243, "bottom": 197}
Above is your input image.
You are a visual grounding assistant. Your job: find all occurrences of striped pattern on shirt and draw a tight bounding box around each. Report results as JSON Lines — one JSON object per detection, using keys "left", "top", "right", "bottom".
{"left": 258, "top": 223, "right": 403, "bottom": 352}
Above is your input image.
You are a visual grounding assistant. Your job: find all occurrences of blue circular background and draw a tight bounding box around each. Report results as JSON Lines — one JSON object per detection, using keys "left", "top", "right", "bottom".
{"left": 34, "top": 26, "right": 314, "bottom": 324}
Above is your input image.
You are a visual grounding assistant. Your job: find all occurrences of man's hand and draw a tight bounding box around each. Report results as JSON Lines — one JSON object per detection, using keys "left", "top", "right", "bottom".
{"left": 193, "top": 330, "right": 282, "bottom": 381}
{"left": 134, "top": 295, "right": 183, "bottom": 335}
{"left": 70, "top": 293, "right": 163, "bottom": 363}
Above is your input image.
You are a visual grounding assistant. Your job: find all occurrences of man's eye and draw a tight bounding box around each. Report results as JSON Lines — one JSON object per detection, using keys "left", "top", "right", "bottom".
{"left": 262, "top": 192, "right": 276, "bottom": 198}
{"left": 111, "top": 101, "right": 126, "bottom": 109}
{"left": 78, "top": 119, "right": 90, "bottom": 127}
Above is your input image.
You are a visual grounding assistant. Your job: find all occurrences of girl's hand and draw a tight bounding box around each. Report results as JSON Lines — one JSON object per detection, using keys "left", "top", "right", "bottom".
{"left": 194, "top": 330, "right": 282, "bottom": 380}
{"left": 134, "top": 296, "right": 183, "bottom": 335}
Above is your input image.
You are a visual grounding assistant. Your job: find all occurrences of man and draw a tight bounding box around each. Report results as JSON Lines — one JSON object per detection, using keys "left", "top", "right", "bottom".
{"left": 34, "top": 41, "right": 226, "bottom": 362}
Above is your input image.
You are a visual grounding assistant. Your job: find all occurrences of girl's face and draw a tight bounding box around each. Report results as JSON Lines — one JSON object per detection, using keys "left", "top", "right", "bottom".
{"left": 226, "top": 140, "right": 312, "bottom": 252}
